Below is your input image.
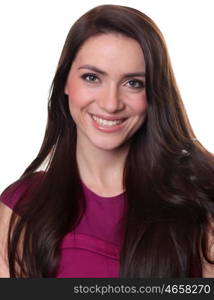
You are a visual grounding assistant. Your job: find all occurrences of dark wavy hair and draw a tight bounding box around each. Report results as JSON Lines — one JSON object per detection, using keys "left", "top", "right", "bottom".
{"left": 5, "top": 4, "right": 214, "bottom": 277}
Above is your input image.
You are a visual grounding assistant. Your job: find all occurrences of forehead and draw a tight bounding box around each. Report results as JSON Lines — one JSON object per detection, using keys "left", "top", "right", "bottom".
{"left": 72, "top": 33, "right": 145, "bottom": 72}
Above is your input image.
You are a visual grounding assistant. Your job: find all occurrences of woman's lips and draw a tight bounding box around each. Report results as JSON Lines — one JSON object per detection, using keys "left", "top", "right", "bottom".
{"left": 89, "top": 113, "right": 128, "bottom": 133}
{"left": 89, "top": 113, "right": 127, "bottom": 121}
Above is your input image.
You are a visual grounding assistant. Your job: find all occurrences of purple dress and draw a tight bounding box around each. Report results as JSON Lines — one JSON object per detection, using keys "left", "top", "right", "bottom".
{"left": 0, "top": 176, "right": 126, "bottom": 278}
{"left": 0, "top": 176, "right": 201, "bottom": 277}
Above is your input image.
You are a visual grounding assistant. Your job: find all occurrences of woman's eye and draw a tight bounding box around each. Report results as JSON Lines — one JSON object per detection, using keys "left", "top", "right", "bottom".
{"left": 81, "top": 73, "right": 99, "bottom": 82}
{"left": 126, "top": 79, "right": 145, "bottom": 89}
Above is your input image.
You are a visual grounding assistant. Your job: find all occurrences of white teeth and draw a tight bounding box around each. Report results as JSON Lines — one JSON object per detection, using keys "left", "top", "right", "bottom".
{"left": 91, "top": 115, "right": 124, "bottom": 127}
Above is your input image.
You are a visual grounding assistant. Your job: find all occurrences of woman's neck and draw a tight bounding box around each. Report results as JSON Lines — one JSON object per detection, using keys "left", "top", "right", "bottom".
{"left": 76, "top": 136, "right": 129, "bottom": 196}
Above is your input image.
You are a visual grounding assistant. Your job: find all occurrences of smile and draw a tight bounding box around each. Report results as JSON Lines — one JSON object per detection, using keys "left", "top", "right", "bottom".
{"left": 92, "top": 116, "right": 124, "bottom": 127}
{"left": 89, "top": 113, "right": 128, "bottom": 132}
{"left": 90, "top": 114, "right": 127, "bottom": 127}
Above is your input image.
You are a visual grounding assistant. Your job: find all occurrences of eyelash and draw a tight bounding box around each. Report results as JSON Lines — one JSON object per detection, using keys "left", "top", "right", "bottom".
{"left": 81, "top": 73, "right": 99, "bottom": 83}
{"left": 80, "top": 73, "right": 145, "bottom": 89}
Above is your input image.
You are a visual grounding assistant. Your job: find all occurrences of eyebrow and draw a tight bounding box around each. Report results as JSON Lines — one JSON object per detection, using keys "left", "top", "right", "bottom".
{"left": 78, "top": 64, "right": 146, "bottom": 78}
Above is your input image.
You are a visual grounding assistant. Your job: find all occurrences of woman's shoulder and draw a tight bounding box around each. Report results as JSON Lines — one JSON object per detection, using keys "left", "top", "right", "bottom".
{"left": 0, "top": 171, "right": 45, "bottom": 212}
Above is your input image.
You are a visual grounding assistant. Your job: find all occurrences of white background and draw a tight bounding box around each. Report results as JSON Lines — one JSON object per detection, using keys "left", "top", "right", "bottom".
{"left": 0, "top": 0, "right": 213, "bottom": 192}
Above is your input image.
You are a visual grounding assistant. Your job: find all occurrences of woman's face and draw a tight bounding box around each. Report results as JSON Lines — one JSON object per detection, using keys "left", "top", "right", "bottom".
{"left": 64, "top": 33, "right": 147, "bottom": 151}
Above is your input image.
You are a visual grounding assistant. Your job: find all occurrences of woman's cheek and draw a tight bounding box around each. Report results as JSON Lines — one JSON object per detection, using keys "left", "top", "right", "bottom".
{"left": 131, "top": 94, "right": 148, "bottom": 114}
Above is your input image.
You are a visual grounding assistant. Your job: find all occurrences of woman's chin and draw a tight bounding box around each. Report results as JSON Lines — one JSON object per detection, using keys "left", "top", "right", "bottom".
{"left": 90, "top": 137, "right": 129, "bottom": 152}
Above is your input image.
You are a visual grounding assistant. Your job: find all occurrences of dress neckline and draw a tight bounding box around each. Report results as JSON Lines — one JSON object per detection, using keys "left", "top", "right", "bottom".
{"left": 81, "top": 180, "right": 125, "bottom": 200}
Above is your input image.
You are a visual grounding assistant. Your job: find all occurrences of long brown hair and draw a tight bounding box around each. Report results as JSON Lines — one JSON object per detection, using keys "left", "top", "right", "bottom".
{"left": 4, "top": 4, "right": 214, "bottom": 277}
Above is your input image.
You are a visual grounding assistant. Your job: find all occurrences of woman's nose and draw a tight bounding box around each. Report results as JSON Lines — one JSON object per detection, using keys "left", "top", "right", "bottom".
{"left": 97, "top": 86, "right": 125, "bottom": 113}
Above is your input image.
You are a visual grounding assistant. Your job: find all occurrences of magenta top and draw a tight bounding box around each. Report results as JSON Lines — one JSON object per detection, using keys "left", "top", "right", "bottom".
{"left": 0, "top": 176, "right": 201, "bottom": 277}
{"left": 0, "top": 175, "right": 126, "bottom": 278}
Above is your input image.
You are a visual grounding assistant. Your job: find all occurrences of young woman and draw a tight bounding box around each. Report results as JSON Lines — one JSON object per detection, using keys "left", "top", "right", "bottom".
{"left": 0, "top": 4, "right": 213, "bottom": 278}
